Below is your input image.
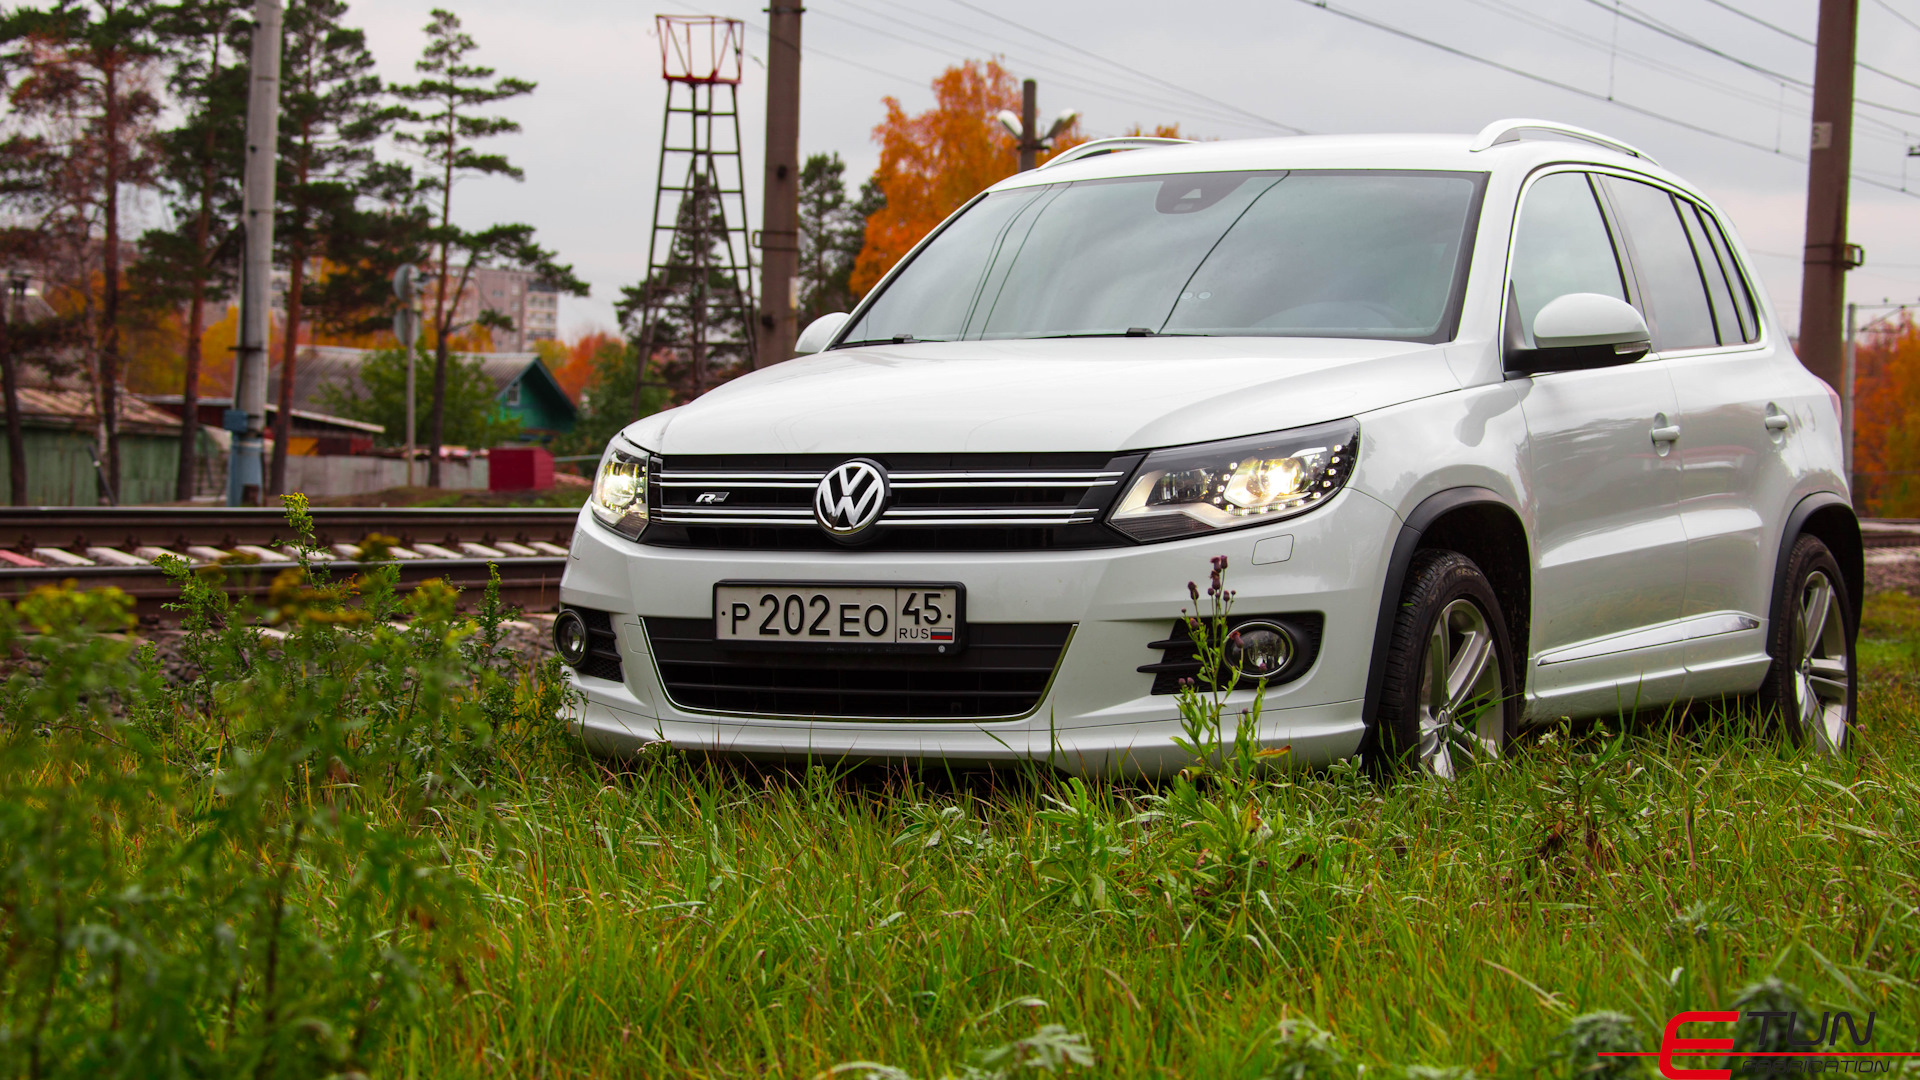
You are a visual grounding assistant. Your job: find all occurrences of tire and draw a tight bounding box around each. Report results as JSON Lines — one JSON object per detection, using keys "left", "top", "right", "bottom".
{"left": 1371, "top": 550, "right": 1520, "bottom": 777}
{"left": 1758, "top": 534, "right": 1855, "bottom": 753}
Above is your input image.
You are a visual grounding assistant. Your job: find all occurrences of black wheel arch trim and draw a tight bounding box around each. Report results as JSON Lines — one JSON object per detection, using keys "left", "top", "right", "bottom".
{"left": 1775, "top": 491, "right": 1863, "bottom": 633}
{"left": 1361, "top": 486, "right": 1517, "bottom": 732}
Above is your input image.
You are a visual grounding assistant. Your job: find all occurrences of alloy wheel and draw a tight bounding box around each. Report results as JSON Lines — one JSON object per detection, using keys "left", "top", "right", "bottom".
{"left": 1415, "top": 598, "right": 1505, "bottom": 778}
{"left": 1793, "top": 570, "right": 1850, "bottom": 753}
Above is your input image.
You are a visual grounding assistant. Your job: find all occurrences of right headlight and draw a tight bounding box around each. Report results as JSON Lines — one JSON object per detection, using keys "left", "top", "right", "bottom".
{"left": 589, "top": 441, "right": 650, "bottom": 539}
{"left": 1109, "top": 418, "right": 1360, "bottom": 542}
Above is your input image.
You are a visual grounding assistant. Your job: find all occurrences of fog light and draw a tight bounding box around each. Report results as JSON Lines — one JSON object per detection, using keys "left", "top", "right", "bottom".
{"left": 554, "top": 609, "right": 589, "bottom": 667}
{"left": 1226, "top": 621, "right": 1293, "bottom": 679}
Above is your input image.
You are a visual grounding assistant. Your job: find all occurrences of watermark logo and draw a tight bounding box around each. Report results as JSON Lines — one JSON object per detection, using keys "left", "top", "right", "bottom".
{"left": 1600, "top": 1010, "right": 1911, "bottom": 1078}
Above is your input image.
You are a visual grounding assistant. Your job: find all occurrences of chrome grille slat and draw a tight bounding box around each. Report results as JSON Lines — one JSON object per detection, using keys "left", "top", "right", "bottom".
{"left": 647, "top": 453, "right": 1142, "bottom": 551}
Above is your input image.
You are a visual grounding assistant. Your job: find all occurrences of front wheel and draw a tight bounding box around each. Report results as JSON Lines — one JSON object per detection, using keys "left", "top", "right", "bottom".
{"left": 1371, "top": 550, "right": 1519, "bottom": 777}
{"left": 1758, "top": 534, "right": 1855, "bottom": 753}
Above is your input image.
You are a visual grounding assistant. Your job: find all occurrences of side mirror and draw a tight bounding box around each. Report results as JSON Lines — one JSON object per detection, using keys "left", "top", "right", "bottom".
{"left": 1505, "top": 292, "right": 1652, "bottom": 374}
{"left": 794, "top": 312, "right": 850, "bottom": 356}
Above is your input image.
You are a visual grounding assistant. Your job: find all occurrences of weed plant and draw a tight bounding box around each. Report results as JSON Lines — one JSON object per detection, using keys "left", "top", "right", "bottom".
{"left": 1, "top": 540, "right": 1916, "bottom": 1078}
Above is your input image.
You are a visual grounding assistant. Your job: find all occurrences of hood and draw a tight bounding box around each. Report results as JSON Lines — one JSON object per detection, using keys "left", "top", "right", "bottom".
{"left": 623, "top": 337, "right": 1460, "bottom": 455}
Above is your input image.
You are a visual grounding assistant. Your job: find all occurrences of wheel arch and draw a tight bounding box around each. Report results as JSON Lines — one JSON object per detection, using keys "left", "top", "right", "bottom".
{"left": 1362, "top": 487, "right": 1533, "bottom": 729}
{"left": 1777, "top": 492, "right": 1863, "bottom": 631}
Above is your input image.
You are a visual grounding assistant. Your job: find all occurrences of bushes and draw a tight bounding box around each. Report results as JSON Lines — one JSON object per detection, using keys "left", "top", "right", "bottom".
{"left": 0, "top": 496, "right": 570, "bottom": 1077}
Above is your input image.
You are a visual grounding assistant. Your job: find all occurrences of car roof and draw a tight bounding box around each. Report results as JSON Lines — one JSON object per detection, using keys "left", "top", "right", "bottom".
{"left": 987, "top": 128, "right": 1702, "bottom": 200}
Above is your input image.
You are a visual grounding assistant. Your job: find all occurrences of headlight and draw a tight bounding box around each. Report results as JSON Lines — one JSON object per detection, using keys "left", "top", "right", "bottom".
{"left": 1109, "top": 418, "right": 1359, "bottom": 542}
{"left": 589, "top": 442, "right": 650, "bottom": 539}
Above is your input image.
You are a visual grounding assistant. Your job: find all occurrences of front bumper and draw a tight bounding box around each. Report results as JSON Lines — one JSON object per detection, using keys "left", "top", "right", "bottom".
{"left": 558, "top": 488, "right": 1399, "bottom": 777}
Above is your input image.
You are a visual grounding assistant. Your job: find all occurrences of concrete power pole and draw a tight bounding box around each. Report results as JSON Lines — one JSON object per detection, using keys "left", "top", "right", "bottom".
{"left": 756, "top": 2, "right": 802, "bottom": 368}
{"left": 227, "top": 0, "right": 281, "bottom": 507}
{"left": 1018, "top": 79, "right": 1039, "bottom": 172}
{"left": 1797, "top": 0, "right": 1860, "bottom": 397}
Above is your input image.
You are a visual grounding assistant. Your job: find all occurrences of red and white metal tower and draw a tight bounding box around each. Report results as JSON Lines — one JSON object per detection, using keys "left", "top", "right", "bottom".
{"left": 630, "top": 15, "right": 757, "bottom": 414}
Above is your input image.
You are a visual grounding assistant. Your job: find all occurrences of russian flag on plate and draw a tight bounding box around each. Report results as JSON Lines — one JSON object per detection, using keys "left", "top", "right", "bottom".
{"left": 930, "top": 628, "right": 954, "bottom": 642}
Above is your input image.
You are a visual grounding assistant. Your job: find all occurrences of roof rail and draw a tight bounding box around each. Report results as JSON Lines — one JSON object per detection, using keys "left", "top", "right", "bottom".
{"left": 1037, "top": 136, "right": 1192, "bottom": 170}
{"left": 1468, "top": 118, "right": 1656, "bottom": 164}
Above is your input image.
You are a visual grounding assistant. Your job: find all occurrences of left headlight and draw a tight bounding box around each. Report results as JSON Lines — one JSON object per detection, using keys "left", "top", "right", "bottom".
{"left": 1109, "top": 418, "right": 1360, "bottom": 542}
{"left": 589, "top": 442, "right": 650, "bottom": 539}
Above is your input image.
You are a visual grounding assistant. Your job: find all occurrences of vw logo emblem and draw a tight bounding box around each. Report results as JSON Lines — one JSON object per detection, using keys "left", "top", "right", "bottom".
{"left": 814, "top": 459, "right": 889, "bottom": 538}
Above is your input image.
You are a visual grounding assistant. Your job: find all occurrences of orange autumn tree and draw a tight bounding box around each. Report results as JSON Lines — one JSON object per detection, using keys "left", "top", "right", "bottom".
{"left": 1852, "top": 315, "right": 1920, "bottom": 515}
{"left": 849, "top": 60, "right": 1084, "bottom": 296}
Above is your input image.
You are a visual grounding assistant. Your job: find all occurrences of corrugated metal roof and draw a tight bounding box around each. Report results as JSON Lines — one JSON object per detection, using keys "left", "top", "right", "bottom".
{"left": 16, "top": 387, "right": 182, "bottom": 434}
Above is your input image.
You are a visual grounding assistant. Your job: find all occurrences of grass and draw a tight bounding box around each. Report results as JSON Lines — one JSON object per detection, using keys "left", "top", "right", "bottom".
{"left": 387, "top": 605, "right": 1919, "bottom": 1077}
{"left": 5, "top": 548, "right": 1917, "bottom": 1077}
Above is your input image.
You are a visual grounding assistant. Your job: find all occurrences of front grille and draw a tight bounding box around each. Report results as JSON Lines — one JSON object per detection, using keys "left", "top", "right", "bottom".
{"left": 1139, "top": 613, "right": 1323, "bottom": 695}
{"left": 643, "top": 453, "right": 1142, "bottom": 551}
{"left": 568, "top": 607, "right": 625, "bottom": 683}
{"left": 644, "top": 617, "right": 1074, "bottom": 719}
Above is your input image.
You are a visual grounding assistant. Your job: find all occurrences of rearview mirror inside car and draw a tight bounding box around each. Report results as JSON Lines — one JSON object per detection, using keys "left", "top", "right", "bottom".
{"left": 1505, "top": 291, "right": 1652, "bottom": 374}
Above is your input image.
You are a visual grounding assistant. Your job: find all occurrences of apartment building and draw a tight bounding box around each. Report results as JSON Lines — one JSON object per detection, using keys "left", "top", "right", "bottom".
{"left": 269, "top": 263, "right": 561, "bottom": 352}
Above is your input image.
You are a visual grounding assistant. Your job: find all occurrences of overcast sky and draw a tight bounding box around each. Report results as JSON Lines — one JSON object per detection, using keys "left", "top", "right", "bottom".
{"left": 350, "top": 0, "right": 1920, "bottom": 338}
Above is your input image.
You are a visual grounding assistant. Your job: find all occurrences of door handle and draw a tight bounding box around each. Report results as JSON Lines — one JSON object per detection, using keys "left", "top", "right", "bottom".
{"left": 1650, "top": 424, "right": 1681, "bottom": 443}
{"left": 1764, "top": 406, "right": 1791, "bottom": 432}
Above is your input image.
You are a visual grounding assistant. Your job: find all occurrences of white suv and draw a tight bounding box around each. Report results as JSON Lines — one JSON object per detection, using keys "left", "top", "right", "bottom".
{"left": 557, "top": 118, "right": 1860, "bottom": 777}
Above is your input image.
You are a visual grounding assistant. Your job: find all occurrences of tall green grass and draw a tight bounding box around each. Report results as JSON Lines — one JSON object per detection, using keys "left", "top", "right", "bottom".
{"left": 2, "top": 522, "right": 1915, "bottom": 1077}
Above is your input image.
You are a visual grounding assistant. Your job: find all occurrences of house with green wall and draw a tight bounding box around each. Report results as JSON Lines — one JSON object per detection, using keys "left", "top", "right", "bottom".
{"left": 478, "top": 354, "right": 577, "bottom": 439}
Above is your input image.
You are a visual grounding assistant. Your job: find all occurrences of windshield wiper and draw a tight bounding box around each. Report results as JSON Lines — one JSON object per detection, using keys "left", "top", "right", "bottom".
{"left": 1035, "top": 327, "right": 1161, "bottom": 339}
{"left": 835, "top": 334, "right": 938, "bottom": 347}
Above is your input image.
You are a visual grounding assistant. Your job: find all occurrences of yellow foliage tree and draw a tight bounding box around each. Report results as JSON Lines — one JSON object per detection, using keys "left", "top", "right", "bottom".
{"left": 849, "top": 60, "right": 1083, "bottom": 296}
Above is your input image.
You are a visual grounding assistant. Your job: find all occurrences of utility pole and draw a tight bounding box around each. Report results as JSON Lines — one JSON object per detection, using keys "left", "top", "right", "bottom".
{"left": 997, "top": 81, "right": 1076, "bottom": 173}
{"left": 756, "top": 1, "right": 802, "bottom": 368}
{"left": 227, "top": 0, "right": 281, "bottom": 507}
{"left": 1797, "top": 0, "right": 1860, "bottom": 396}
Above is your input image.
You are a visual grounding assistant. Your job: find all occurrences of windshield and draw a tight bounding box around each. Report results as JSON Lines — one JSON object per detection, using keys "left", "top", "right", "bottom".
{"left": 838, "top": 170, "right": 1486, "bottom": 347}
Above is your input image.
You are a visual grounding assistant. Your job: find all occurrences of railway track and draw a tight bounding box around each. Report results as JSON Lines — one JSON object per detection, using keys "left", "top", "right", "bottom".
{"left": 7, "top": 507, "right": 1914, "bottom": 622}
{"left": 0, "top": 506, "right": 578, "bottom": 620}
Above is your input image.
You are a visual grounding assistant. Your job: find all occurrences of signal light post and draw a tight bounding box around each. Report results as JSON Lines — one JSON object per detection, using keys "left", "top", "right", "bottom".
{"left": 996, "top": 80, "right": 1076, "bottom": 173}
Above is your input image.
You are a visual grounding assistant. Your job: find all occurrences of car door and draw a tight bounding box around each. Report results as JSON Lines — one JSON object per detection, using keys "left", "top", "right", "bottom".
{"left": 1510, "top": 169, "right": 1691, "bottom": 719}
{"left": 1602, "top": 178, "right": 1791, "bottom": 697}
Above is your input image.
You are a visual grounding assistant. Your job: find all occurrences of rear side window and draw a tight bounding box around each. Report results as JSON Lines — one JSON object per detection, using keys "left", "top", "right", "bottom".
{"left": 1507, "top": 171, "right": 1628, "bottom": 345}
{"left": 1677, "top": 203, "right": 1742, "bottom": 345}
{"left": 1691, "top": 205, "right": 1761, "bottom": 343}
{"left": 1600, "top": 176, "right": 1718, "bottom": 352}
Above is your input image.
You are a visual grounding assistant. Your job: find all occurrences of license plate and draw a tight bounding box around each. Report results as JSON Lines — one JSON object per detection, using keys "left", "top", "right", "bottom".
{"left": 714, "top": 582, "right": 962, "bottom": 648}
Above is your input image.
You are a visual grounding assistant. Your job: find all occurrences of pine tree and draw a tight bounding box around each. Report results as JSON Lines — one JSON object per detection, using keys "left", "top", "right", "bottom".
{"left": 267, "top": 0, "right": 384, "bottom": 495}
{"left": 390, "top": 7, "right": 584, "bottom": 487}
{"left": 135, "top": 0, "right": 247, "bottom": 499}
{"left": 0, "top": 0, "right": 166, "bottom": 502}
{"left": 796, "top": 152, "right": 883, "bottom": 327}
{"left": 616, "top": 175, "right": 755, "bottom": 406}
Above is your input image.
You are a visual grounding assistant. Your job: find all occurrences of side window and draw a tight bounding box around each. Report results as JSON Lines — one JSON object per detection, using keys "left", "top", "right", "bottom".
{"left": 1599, "top": 176, "right": 1718, "bottom": 352}
{"left": 1697, "top": 207, "right": 1761, "bottom": 343}
{"left": 1677, "top": 201, "right": 1741, "bottom": 345}
{"left": 1508, "top": 171, "right": 1628, "bottom": 345}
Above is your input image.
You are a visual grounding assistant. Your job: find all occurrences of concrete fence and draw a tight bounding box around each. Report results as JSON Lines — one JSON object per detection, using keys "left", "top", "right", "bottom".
{"left": 282, "top": 456, "right": 487, "bottom": 497}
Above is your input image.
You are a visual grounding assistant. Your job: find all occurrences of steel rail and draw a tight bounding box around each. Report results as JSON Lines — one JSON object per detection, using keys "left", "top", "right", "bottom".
{"left": 0, "top": 506, "right": 579, "bottom": 551}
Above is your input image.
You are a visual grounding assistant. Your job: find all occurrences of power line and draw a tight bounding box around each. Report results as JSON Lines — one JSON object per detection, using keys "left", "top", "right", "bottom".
{"left": 738, "top": 18, "right": 929, "bottom": 93}
{"left": 808, "top": 3, "right": 1291, "bottom": 135}
{"left": 1692, "top": 0, "right": 1815, "bottom": 46}
{"left": 1577, "top": 0, "right": 1811, "bottom": 86}
{"left": 832, "top": 0, "right": 1258, "bottom": 133}
{"left": 825, "top": 0, "right": 1249, "bottom": 127}
{"left": 1292, "top": 0, "right": 1920, "bottom": 199}
{"left": 1870, "top": 0, "right": 1920, "bottom": 37}
{"left": 1464, "top": 0, "right": 1920, "bottom": 142}
{"left": 939, "top": 0, "right": 1312, "bottom": 135}
{"left": 1619, "top": 0, "right": 1920, "bottom": 101}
